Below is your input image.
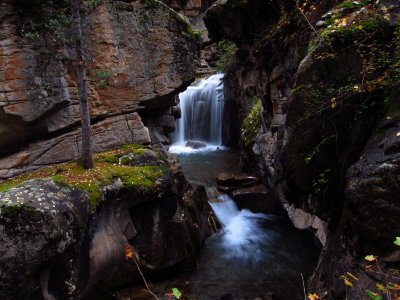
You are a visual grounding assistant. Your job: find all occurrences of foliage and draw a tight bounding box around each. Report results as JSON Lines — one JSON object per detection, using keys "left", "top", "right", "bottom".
{"left": 187, "top": 28, "right": 203, "bottom": 39}
{"left": 145, "top": 0, "right": 158, "bottom": 9}
{"left": 171, "top": 288, "right": 182, "bottom": 299}
{"left": 45, "top": 14, "right": 71, "bottom": 42}
{"left": 84, "top": 0, "right": 103, "bottom": 10}
{"left": 311, "top": 168, "right": 330, "bottom": 194}
{"left": 216, "top": 40, "right": 237, "bottom": 72}
{"left": 341, "top": 239, "right": 400, "bottom": 299}
{"left": 92, "top": 69, "right": 113, "bottom": 88}
{"left": 241, "top": 96, "right": 262, "bottom": 150}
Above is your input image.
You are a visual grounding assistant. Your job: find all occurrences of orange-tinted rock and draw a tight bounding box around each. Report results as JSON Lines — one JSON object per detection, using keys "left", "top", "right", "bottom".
{"left": 0, "top": 0, "right": 200, "bottom": 177}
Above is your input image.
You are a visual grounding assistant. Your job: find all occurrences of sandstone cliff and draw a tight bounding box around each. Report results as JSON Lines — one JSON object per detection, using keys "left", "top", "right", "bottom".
{"left": 0, "top": 0, "right": 200, "bottom": 179}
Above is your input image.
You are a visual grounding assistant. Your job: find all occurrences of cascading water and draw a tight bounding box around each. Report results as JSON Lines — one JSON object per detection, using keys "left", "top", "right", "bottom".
{"left": 209, "top": 194, "right": 273, "bottom": 262}
{"left": 170, "top": 74, "right": 224, "bottom": 153}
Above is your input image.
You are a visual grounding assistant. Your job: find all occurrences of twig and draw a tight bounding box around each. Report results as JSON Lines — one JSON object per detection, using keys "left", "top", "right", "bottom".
{"left": 300, "top": 273, "right": 307, "bottom": 300}
{"left": 131, "top": 256, "right": 160, "bottom": 300}
{"left": 125, "top": 245, "right": 160, "bottom": 300}
{"left": 296, "top": 1, "right": 319, "bottom": 36}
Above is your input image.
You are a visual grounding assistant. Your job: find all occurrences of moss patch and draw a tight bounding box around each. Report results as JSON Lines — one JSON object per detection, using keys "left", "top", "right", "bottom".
{"left": 0, "top": 145, "right": 165, "bottom": 209}
{"left": 240, "top": 96, "right": 263, "bottom": 150}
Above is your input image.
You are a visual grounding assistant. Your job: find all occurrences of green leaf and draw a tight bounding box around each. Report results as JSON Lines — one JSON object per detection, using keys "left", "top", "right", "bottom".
{"left": 365, "top": 289, "right": 383, "bottom": 300}
{"left": 172, "top": 288, "right": 182, "bottom": 299}
{"left": 394, "top": 237, "right": 400, "bottom": 246}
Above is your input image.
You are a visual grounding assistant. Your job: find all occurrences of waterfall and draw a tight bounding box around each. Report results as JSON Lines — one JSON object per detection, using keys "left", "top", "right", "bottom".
{"left": 209, "top": 194, "right": 274, "bottom": 262}
{"left": 170, "top": 74, "right": 224, "bottom": 152}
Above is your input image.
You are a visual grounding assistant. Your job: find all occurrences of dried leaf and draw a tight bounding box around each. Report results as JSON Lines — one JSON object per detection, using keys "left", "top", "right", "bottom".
{"left": 125, "top": 245, "right": 134, "bottom": 261}
{"left": 308, "top": 293, "right": 319, "bottom": 300}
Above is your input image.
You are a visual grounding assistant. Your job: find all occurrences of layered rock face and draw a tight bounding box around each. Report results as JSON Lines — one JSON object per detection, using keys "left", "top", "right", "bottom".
{"left": 0, "top": 147, "right": 213, "bottom": 299}
{"left": 0, "top": 0, "right": 200, "bottom": 179}
{"left": 205, "top": 0, "right": 400, "bottom": 297}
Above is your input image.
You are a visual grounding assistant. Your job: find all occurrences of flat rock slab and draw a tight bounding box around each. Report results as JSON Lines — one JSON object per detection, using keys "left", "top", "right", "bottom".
{"left": 216, "top": 172, "right": 260, "bottom": 189}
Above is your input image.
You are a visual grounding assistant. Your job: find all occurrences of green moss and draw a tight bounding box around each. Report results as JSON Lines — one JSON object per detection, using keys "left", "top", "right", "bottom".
{"left": 0, "top": 181, "right": 23, "bottom": 193}
{"left": 241, "top": 96, "right": 263, "bottom": 150}
{"left": 0, "top": 144, "right": 164, "bottom": 210}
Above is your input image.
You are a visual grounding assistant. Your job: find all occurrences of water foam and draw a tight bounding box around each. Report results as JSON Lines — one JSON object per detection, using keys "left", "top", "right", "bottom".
{"left": 209, "top": 194, "right": 274, "bottom": 262}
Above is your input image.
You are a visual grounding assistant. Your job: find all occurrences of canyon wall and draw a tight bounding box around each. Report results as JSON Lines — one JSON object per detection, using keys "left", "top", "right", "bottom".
{"left": 0, "top": 0, "right": 200, "bottom": 179}
{"left": 205, "top": 0, "right": 400, "bottom": 297}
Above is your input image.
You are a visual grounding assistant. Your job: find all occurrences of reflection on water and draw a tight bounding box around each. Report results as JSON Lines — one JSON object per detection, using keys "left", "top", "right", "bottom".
{"left": 172, "top": 148, "right": 240, "bottom": 186}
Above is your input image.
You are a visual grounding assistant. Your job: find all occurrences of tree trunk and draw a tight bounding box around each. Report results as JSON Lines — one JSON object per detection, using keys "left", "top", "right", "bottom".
{"left": 72, "top": 0, "right": 93, "bottom": 169}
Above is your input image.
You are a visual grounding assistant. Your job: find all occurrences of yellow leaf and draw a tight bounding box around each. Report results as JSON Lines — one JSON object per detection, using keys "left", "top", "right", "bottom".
{"left": 341, "top": 275, "right": 354, "bottom": 288}
{"left": 376, "top": 283, "right": 386, "bottom": 292}
{"left": 367, "top": 85, "right": 373, "bottom": 92}
{"left": 308, "top": 293, "right": 319, "bottom": 300}
{"left": 365, "top": 255, "right": 377, "bottom": 262}
{"left": 358, "top": 25, "right": 363, "bottom": 29}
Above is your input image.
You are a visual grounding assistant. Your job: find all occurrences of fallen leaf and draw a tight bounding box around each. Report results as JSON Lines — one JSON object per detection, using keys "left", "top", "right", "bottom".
{"left": 172, "top": 288, "right": 182, "bottom": 299}
{"left": 125, "top": 245, "right": 134, "bottom": 261}
{"left": 365, "top": 255, "right": 377, "bottom": 262}
{"left": 308, "top": 293, "right": 319, "bottom": 300}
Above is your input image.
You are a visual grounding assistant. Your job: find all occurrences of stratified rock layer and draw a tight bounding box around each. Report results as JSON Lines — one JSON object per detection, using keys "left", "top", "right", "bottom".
{"left": 0, "top": 0, "right": 200, "bottom": 178}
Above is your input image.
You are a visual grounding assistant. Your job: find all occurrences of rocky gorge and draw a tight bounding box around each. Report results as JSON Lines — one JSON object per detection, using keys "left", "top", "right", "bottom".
{"left": 0, "top": 0, "right": 400, "bottom": 299}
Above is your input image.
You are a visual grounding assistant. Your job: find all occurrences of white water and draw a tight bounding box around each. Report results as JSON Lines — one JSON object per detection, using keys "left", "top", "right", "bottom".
{"left": 170, "top": 74, "right": 224, "bottom": 154}
{"left": 209, "top": 194, "right": 274, "bottom": 262}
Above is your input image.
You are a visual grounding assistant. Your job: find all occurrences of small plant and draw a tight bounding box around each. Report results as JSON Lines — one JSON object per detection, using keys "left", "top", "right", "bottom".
{"left": 241, "top": 96, "right": 263, "bottom": 150}
{"left": 191, "top": 29, "right": 203, "bottom": 38}
{"left": 92, "top": 69, "right": 113, "bottom": 88}
{"left": 84, "top": 0, "right": 103, "bottom": 9}
{"left": 145, "top": 0, "right": 158, "bottom": 9}
{"left": 216, "top": 40, "right": 237, "bottom": 72}
{"left": 45, "top": 14, "right": 71, "bottom": 42}
{"left": 341, "top": 238, "right": 400, "bottom": 299}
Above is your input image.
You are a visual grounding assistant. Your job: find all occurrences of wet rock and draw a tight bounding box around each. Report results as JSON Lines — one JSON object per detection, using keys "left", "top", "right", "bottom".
{"left": 231, "top": 184, "right": 285, "bottom": 215}
{"left": 216, "top": 172, "right": 259, "bottom": 189}
{"left": 185, "top": 140, "right": 207, "bottom": 149}
{"left": 343, "top": 115, "right": 400, "bottom": 255}
{"left": 79, "top": 154, "right": 213, "bottom": 298}
{"left": 0, "top": 179, "right": 89, "bottom": 300}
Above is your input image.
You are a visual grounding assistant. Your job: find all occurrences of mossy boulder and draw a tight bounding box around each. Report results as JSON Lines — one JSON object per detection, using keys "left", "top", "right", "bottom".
{"left": 0, "top": 145, "right": 214, "bottom": 299}
{"left": 0, "top": 179, "right": 89, "bottom": 300}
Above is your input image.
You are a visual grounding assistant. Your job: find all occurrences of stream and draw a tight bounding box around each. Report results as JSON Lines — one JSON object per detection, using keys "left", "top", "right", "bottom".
{"left": 118, "top": 74, "right": 319, "bottom": 300}
{"left": 170, "top": 75, "right": 319, "bottom": 299}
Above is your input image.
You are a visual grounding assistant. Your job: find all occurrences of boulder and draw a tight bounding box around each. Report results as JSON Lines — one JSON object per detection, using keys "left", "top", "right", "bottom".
{"left": 231, "top": 184, "right": 285, "bottom": 215}
{"left": 216, "top": 172, "right": 259, "bottom": 189}
{"left": 343, "top": 115, "right": 400, "bottom": 255}
{"left": 0, "top": 179, "right": 89, "bottom": 300}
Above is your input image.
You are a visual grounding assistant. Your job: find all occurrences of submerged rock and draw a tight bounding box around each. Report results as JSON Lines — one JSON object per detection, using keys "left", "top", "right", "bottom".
{"left": 216, "top": 172, "right": 259, "bottom": 189}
